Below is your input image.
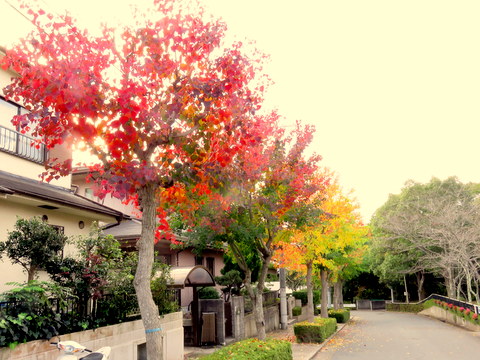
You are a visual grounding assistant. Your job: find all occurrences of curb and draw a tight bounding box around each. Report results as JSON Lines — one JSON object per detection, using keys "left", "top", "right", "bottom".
{"left": 303, "top": 317, "right": 353, "bottom": 360}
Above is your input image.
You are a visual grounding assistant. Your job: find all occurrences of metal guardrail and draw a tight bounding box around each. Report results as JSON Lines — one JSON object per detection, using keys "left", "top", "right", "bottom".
{"left": 420, "top": 293, "right": 479, "bottom": 314}
{"left": 0, "top": 124, "right": 46, "bottom": 163}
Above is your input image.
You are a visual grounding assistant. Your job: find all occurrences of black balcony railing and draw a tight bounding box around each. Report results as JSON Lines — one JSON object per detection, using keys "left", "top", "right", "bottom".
{"left": 0, "top": 124, "right": 47, "bottom": 164}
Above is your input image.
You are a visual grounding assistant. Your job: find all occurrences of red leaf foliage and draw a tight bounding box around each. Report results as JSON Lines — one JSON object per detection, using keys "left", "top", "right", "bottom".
{"left": 2, "top": 0, "right": 271, "bottom": 237}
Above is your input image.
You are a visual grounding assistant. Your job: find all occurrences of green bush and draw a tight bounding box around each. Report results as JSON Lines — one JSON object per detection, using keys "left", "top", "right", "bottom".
{"left": 292, "top": 306, "right": 302, "bottom": 316}
{"left": 315, "top": 317, "right": 337, "bottom": 338}
{"left": 292, "top": 290, "right": 320, "bottom": 305}
{"left": 328, "top": 309, "right": 350, "bottom": 323}
{"left": 294, "top": 318, "right": 337, "bottom": 343}
{"left": 198, "top": 287, "right": 220, "bottom": 299}
{"left": 201, "top": 338, "right": 292, "bottom": 360}
{"left": 0, "top": 281, "right": 73, "bottom": 348}
{"left": 386, "top": 302, "right": 426, "bottom": 313}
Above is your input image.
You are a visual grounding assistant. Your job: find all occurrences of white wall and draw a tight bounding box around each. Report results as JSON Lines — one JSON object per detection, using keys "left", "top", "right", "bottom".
{"left": 72, "top": 173, "right": 139, "bottom": 217}
{"left": 0, "top": 197, "right": 115, "bottom": 292}
{"left": 0, "top": 312, "right": 184, "bottom": 360}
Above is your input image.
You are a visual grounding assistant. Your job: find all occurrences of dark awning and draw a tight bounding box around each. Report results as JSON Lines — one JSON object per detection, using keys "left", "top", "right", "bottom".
{"left": 166, "top": 266, "right": 215, "bottom": 289}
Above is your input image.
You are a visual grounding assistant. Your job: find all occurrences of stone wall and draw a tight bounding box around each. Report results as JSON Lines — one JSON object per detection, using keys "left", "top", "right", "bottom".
{"left": 0, "top": 311, "right": 184, "bottom": 360}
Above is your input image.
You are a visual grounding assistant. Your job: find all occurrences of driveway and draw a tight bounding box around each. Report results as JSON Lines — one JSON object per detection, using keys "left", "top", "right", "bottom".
{"left": 313, "top": 310, "right": 480, "bottom": 360}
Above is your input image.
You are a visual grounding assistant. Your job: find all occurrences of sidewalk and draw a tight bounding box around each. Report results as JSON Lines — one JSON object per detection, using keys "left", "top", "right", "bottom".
{"left": 184, "top": 317, "right": 349, "bottom": 360}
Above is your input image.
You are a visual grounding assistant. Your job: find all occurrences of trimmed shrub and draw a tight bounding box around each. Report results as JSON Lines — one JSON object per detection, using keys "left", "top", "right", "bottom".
{"left": 294, "top": 318, "right": 337, "bottom": 343}
{"left": 292, "top": 290, "right": 320, "bottom": 305}
{"left": 328, "top": 309, "right": 350, "bottom": 323}
{"left": 386, "top": 303, "right": 424, "bottom": 313}
{"left": 201, "top": 338, "right": 292, "bottom": 360}
{"left": 198, "top": 287, "right": 220, "bottom": 299}
{"left": 292, "top": 306, "right": 302, "bottom": 316}
{"left": 386, "top": 299, "right": 435, "bottom": 313}
{"left": 315, "top": 317, "right": 337, "bottom": 338}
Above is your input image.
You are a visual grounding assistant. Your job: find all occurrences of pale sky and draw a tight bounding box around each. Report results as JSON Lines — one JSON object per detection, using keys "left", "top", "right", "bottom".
{"left": 1, "top": 0, "right": 480, "bottom": 223}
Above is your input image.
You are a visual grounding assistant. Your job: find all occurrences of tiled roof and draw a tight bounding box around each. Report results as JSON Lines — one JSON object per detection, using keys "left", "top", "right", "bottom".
{"left": 104, "top": 218, "right": 142, "bottom": 239}
{"left": 0, "top": 170, "right": 123, "bottom": 219}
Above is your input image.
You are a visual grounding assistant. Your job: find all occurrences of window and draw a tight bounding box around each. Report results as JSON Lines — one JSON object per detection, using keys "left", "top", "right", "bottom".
{"left": 195, "top": 256, "right": 204, "bottom": 266}
{"left": 137, "top": 343, "right": 146, "bottom": 360}
{"left": 155, "top": 254, "right": 172, "bottom": 265}
{"left": 206, "top": 257, "right": 215, "bottom": 276}
{"left": 84, "top": 188, "right": 94, "bottom": 199}
{"left": 0, "top": 96, "right": 47, "bottom": 163}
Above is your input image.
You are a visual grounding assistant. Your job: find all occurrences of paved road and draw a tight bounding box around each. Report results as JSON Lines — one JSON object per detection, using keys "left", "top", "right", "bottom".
{"left": 313, "top": 310, "right": 480, "bottom": 360}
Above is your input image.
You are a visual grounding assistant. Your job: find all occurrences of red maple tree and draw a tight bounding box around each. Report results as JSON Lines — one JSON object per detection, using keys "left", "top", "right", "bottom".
{"left": 185, "top": 118, "right": 326, "bottom": 339}
{"left": 1, "top": 1, "right": 269, "bottom": 358}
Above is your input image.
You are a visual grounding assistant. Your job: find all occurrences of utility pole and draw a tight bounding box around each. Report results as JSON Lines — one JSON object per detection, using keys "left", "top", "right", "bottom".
{"left": 279, "top": 267, "right": 288, "bottom": 329}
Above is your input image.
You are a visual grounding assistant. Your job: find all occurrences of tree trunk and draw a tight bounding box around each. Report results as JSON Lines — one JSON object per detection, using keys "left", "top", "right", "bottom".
{"left": 134, "top": 185, "right": 163, "bottom": 360}
{"left": 305, "top": 261, "right": 314, "bottom": 322}
{"left": 416, "top": 271, "right": 425, "bottom": 301}
{"left": 244, "top": 276, "right": 267, "bottom": 340}
{"left": 27, "top": 265, "right": 37, "bottom": 283}
{"left": 333, "top": 280, "right": 343, "bottom": 310}
{"left": 475, "top": 281, "right": 480, "bottom": 303}
{"left": 254, "top": 253, "right": 272, "bottom": 340}
{"left": 320, "top": 269, "right": 329, "bottom": 318}
{"left": 465, "top": 269, "right": 474, "bottom": 303}
{"left": 444, "top": 268, "right": 455, "bottom": 298}
{"left": 243, "top": 252, "right": 271, "bottom": 340}
{"left": 403, "top": 275, "right": 409, "bottom": 303}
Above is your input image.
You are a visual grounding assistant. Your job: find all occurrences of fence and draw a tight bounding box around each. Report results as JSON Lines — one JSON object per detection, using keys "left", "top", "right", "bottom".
{"left": 420, "top": 293, "right": 479, "bottom": 314}
{"left": 0, "top": 124, "right": 47, "bottom": 164}
{"left": 0, "top": 288, "right": 179, "bottom": 337}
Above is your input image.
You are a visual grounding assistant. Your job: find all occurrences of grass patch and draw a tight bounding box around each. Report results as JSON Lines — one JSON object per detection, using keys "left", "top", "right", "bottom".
{"left": 200, "top": 338, "right": 292, "bottom": 360}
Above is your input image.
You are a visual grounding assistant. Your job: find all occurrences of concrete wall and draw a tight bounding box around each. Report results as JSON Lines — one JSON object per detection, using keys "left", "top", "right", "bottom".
{"left": 292, "top": 305, "right": 310, "bottom": 322}
{"left": 231, "top": 296, "right": 245, "bottom": 340}
{"left": 244, "top": 305, "right": 281, "bottom": 339}
{"left": 199, "top": 299, "right": 226, "bottom": 345}
{"left": 0, "top": 312, "right": 184, "bottom": 360}
{"left": 421, "top": 306, "right": 480, "bottom": 332}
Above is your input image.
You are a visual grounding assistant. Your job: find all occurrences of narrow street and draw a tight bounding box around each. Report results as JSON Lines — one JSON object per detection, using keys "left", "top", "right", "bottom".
{"left": 313, "top": 310, "right": 480, "bottom": 360}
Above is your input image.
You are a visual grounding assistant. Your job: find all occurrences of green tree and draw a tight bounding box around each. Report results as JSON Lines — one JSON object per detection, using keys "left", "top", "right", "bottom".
{"left": 0, "top": 217, "right": 66, "bottom": 282}
{"left": 371, "top": 177, "right": 480, "bottom": 301}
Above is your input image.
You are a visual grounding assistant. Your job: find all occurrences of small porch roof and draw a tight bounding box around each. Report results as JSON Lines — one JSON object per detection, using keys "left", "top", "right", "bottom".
{"left": 167, "top": 266, "right": 215, "bottom": 289}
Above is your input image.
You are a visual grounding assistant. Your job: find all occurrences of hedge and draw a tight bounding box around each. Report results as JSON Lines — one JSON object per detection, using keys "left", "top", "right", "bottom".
{"left": 201, "top": 338, "right": 292, "bottom": 360}
{"left": 386, "top": 299, "right": 435, "bottom": 313}
{"left": 292, "top": 306, "right": 302, "bottom": 316}
{"left": 328, "top": 309, "right": 350, "bottom": 323}
{"left": 292, "top": 290, "right": 320, "bottom": 305}
{"left": 294, "top": 318, "right": 337, "bottom": 343}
